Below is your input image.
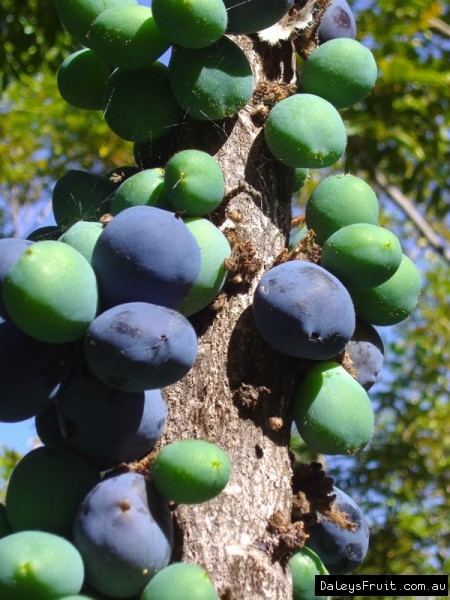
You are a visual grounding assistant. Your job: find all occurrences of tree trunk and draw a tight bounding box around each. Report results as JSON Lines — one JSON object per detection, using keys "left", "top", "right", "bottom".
{"left": 157, "top": 6, "right": 330, "bottom": 598}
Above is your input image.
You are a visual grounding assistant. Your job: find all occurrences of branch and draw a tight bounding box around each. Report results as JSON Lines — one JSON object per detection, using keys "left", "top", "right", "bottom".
{"left": 429, "top": 17, "right": 450, "bottom": 38}
{"left": 373, "top": 169, "right": 450, "bottom": 263}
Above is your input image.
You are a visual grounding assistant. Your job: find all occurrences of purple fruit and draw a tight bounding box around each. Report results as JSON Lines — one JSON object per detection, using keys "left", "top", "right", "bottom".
{"left": 92, "top": 206, "right": 201, "bottom": 309}
{"left": 307, "top": 487, "right": 369, "bottom": 574}
{"left": 319, "top": 0, "right": 357, "bottom": 42}
{"left": 73, "top": 473, "right": 173, "bottom": 598}
{"left": 253, "top": 261, "right": 355, "bottom": 360}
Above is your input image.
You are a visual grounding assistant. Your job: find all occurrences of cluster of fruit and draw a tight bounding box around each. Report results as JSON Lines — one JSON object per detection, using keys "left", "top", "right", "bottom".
{"left": 255, "top": 170, "right": 420, "bottom": 459}
{"left": 0, "top": 0, "right": 421, "bottom": 598}
{"left": 0, "top": 157, "right": 233, "bottom": 597}
{"left": 290, "top": 486, "right": 370, "bottom": 600}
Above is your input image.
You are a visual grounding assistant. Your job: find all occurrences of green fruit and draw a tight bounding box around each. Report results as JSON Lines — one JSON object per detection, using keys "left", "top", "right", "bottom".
{"left": 6, "top": 447, "right": 99, "bottom": 536}
{"left": 321, "top": 224, "right": 403, "bottom": 288}
{"left": 0, "top": 531, "right": 84, "bottom": 600}
{"left": 289, "top": 547, "right": 328, "bottom": 600}
{"left": 89, "top": 6, "right": 170, "bottom": 70}
{"left": 165, "top": 150, "right": 225, "bottom": 216}
{"left": 294, "top": 361, "right": 374, "bottom": 455}
{"left": 3, "top": 241, "right": 98, "bottom": 343}
{"left": 140, "top": 562, "right": 218, "bottom": 600}
{"left": 169, "top": 38, "right": 254, "bottom": 121}
{"left": 179, "top": 218, "right": 231, "bottom": 316}
{"left": 302, "top": 38, "right": 378, "bottom": 109}
{"left": 292, "top": 168, "right": 309, "bottom": 193}
{"left": 349, "top": 255, "right": 421, "bottom": 326}
{"left": 59, "top": 221, "right": 103, "bottom": 263}
{"left": 265, "top": 94, "right": 347, "bottom": 168}
{"left": 224, "top": 0, "right": 292, "bottom": 34}
{"left": 151, "top": 439, "right": 231, "bottom": 504}
{"left": 104, "top": 64, "right": 183, "bottom": 142}
{"left": 152, "top": 0, "right": 227, "bottom": 49}
{"left": 52, "top": 170, "right": 115, "bottom": 229}
{"left": 55, "top": 0, "right": 137, "bottom": 44}
{"left": 0, "top": 504, "right": 11, "bottom": 539}
{"left": 306, "top": 174, "right": 379, "bottom": 244}
{"left": 110, "top": 168, "right": 169, "bottom": 215}
{"left": 57, "top": 49, "right": 110, "bottom": 110}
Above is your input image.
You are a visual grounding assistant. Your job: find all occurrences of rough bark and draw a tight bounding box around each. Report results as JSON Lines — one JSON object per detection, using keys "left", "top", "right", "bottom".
{"left": 154, "top": 7, "right": 330, "bottom": 598}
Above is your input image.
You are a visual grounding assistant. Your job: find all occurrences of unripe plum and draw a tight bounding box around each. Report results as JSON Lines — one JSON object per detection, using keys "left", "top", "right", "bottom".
{"left": 104, "top": 64, "right": 182, "bottom": 142}
{"left": 306, "top": 174, "right": 379, "bottom": 244}
{"left": 289, "top": 547, "right": 328, "bottom": 600}
{"left": 110, "top": 168, "right": 169, "bottom": 215}
{"left": 321, "top": 224, "right": 403, "bottom": 288}
{"left": 265, "top": 94, "right": 347, "bottom": 168}
{"left": 293, "top": 361, "right": 374, "bottom": 455}
{"left": 152, "top": 0, "right": 227, "bottom": 49}
{"left": 179, "top": 218, "right": 231, "bottom": 316}
{"left": 0, "top": 238, "right": 32, "bottom": 317}
{"left": 3, "top": 241, "right": 99, "bottom": 343}
{"left": 6, "top": 447, "right": 99, "bottom": 536}
{"left": 302, "top": 39, "right": 377, "bottom": 109}
{"left": 55, "top": 0, "right": 136, "bottom": 44}
{"left": 57, "top": 49, "right": 110, "bottom": 110}
{"left": 224, "top": 0, "right": 294, "bottom": 34}
{"left": 169, "top": 38, "right": 254, "bottom": 121}
{"left": 151, "top": 439, "right": 231, "bottom": 504}
{"left": 0, "top": 531, "right": 84, "bottom": 600}
{"left": 59, "top": 221, "right": 103, "bottom": 264}
{"left": 349, "top": 255, "right": 421, "bottom": 326}
{"left": 52, "top": 169, "right": 115, "bottom": 229}
{"left": 165, "top": 150, "right": 225, "bottom": 216}
{"left": 89, "top": 6, "right": 170, "bottom": 70}
{"left": 140, "top": 562, "right": 218, "bottom": 600}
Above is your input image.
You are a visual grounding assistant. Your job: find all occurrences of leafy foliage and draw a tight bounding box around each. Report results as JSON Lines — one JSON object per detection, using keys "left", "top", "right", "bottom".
{"left": 0, "top": 69, "right": 129, "bottom": 235}
{"left": 0, "top": 447, "right": 21, "bottom": 502}
{"left": 345, "top": 0, "right": 450, "bottom": 221}
{"left": 327, "top": 257, "right": 450, "bottom": 587}
{"left": 0, "top": 0, "right": 71, "bottom": 89}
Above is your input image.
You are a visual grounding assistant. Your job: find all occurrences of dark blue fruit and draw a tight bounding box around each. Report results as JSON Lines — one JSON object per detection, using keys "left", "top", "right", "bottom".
{"left": 37, "top": 360, "right": 167, "bottom": 469}
{"left": 0, "top": 238, "right": 32, "bottom": 317}
{"left": 307, "top": 487, "right": 369, "bottom": 574}
{"left": 224, "top": 0, "right": 294, "bottom": 34}
{"left": 0, "top": 317, "right": 72, "bottom": 423}
{"left": 26, "top": 226, "right": 60, "bottom": 242}
{"left": 92, "top": 206, "right": 201, "bottom": 309}
{"left": 85, "top": 302, "right": 197, "bottom": 392}
{"left": 253, "top": 261, "right": 355, "bottom": 360}
{"left": 73, "top": 472, "right": 173, "bottom": 598}
{"left": 318, "top": 0, "right": 356, "bottom": 42}
{"left": 0, "top": 504, "right": 11, "bottom": 539}
{"left": 346, "top": 319, "right": 384, "bottom": 390}
{"left": 52, "top": 170, "right": 115, "bottom": 229}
